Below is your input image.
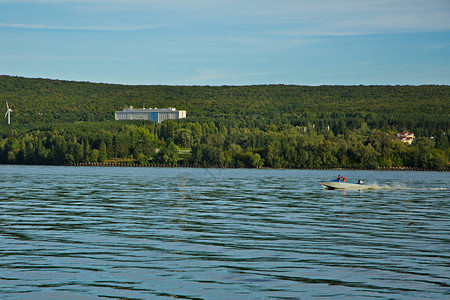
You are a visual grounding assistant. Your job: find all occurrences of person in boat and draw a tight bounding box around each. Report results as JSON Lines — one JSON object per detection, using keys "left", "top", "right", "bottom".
{"left": 336, "top": 175, "right": 347, "bottom": 182}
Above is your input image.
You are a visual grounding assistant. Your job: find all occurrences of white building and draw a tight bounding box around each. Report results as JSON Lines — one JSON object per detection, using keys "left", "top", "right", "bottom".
{"left": 115, "top": 107, "right": 186, "bottom": 124}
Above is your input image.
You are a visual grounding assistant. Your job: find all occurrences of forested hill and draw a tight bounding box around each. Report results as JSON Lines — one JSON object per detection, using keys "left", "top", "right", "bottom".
{"left": 0, "top": 75, "right": 448, "bottom": 126}
{"left": 0, "top": 76, "right": 449, "bottom": 169}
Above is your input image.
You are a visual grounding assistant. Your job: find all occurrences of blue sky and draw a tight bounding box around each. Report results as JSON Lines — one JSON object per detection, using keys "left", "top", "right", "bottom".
{"left": 0, "top": 0, "right": 449, "bottom": 85}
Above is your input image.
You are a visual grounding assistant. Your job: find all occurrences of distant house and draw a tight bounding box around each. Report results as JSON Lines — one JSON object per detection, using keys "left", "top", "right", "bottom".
{"left": 397, "top": 131, "right": 415, "bottom": 145}
{"left": 115, "top": 106, "right": 186, "bottom": 124}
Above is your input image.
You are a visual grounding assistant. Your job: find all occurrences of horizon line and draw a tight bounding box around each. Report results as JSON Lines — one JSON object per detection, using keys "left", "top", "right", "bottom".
{"left": 1, "top": 74, "right": 449, "bottom": 87}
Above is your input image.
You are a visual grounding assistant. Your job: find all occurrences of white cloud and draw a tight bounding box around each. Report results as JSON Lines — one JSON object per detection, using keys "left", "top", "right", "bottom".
{"left": 2, "top": 0, "right": 448, "bottom": 33}
{"left": 268, "top": 1, "right": 450, "bottom": 37}
{"left": 0, "top": 0, "right": 218, "bottom": 3}
{"left": 0, "top": 23, "right": 161, "bottom": 31}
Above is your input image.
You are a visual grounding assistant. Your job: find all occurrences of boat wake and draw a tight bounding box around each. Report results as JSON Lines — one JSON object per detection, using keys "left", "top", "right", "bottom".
{"left": 363, "top": 183, "right": 410, "bottom": 190}
{"left": 360, "top": 184, "right": 448, "bottom": 191}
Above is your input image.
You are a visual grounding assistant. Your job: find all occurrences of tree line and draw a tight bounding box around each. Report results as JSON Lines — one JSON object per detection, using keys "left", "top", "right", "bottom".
{"left": 0, "top": 120, "right": 448, "bottom": 169}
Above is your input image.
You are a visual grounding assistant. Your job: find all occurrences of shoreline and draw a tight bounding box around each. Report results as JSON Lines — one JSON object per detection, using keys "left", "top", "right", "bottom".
{"left": 71, "top": 162, "right": 450, "bottom": 171}
{"left": 2, "top": 162, "right": 447, "bottom": 172}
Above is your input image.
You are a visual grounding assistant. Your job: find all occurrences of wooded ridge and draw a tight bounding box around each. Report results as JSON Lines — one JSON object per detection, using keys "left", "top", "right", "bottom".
{"left": 0, "top": 75, "right": 448, "bottom": 169}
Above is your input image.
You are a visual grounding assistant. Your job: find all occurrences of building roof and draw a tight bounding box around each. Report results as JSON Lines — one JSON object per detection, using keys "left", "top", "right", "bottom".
{"left": 119, "top": 106, "right": 183, "bottom": 112}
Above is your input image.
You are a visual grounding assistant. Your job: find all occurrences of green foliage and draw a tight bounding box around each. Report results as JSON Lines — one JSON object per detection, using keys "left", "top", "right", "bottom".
{"left": 156, "top": 141, "right": 179, "bottom": 165}
{"left": 1, "top": 76, "right": 448, "bottom": 131}
{"left": 0, "top": 76, "right": 448, "bottom": 169}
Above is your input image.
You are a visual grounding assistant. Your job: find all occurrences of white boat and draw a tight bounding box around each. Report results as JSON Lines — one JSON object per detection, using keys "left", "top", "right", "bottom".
{"left": 321, "top": 180, "right": 369, "bottom": 190}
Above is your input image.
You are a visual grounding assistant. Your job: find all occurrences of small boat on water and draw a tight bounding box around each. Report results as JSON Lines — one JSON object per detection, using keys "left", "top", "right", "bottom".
{"left": 321, "top": 180, "right": 369, "bottom": 190}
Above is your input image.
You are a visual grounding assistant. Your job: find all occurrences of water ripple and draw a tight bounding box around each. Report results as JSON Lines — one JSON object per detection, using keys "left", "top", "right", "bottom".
{"left": 0, "top": 166, "right": 448, "bottom": 299}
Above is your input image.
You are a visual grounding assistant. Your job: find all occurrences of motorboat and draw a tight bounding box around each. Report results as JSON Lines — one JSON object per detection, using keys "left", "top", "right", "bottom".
{"left": 321, "top": 180, "right": 369, "bottom": 190}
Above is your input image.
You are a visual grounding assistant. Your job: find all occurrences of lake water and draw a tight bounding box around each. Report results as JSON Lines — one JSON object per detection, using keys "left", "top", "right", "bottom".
{"left": 0, "top": 166, "right": 448, "bottom": 299}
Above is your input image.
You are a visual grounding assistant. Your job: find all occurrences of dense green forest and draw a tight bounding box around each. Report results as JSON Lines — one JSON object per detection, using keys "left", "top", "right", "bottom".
{"left": 0, "top": 76, "right": 448, "bottom": 169}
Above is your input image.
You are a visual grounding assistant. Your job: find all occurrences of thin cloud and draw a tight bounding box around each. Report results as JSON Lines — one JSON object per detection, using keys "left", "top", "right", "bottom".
{"left": 0, "top": 23, "right": 161, "bottom": 31}
{"left": 271, "top": 12, "right": 450, "bottom": 37}
{"left": 268, "top": 1, "right": 450, "bottom": 37}
{"left": 0, "top": 0, "right": 210, "bottom": 3}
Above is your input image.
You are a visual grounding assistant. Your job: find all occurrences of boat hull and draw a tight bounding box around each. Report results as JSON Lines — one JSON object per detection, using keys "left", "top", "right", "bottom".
{"left": 321, "top": 181, "right": 368, "bottom": 190}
